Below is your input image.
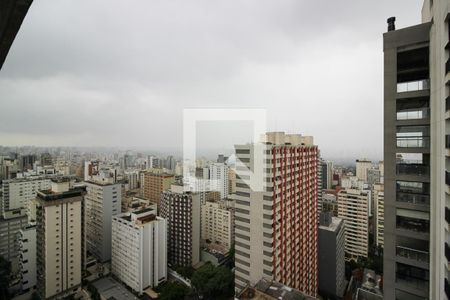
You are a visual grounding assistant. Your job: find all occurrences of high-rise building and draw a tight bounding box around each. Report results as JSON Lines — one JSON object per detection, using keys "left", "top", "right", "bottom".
{"left": 234, "top": 132, "right": 319, "bottom": 297}
{"left": 141, "top": 170, "right": 175, "bottom": 204}
{"left": 19, "top": 154, "right": 36, "bottom": 172}
{"left": 18, "top": 225, "right": 37, "bottom": 292}
{"left": 201, "top": 200, "right": 233, "bottom": 251}
{"left": 160, "top": 184, "right": 201, "bottom": 267}
{"left": 0, "top": 209, "right": 27, "bottom": 272}
{"left": 1, "top": 177, "right": 51, "bottom": 217}
{"left": 373, "top": 183, "right": 385, "bottom": 248}
{"left": 84, "top": 181, "right": 122, "bottom": 262}
{"left": 356, "top": 159, "right": 372, "bottom": 182}
{"left": 209, "top": 163, "right": 229, "bottom": 199}
{"left": 337, "top": 188, "right": 370, "bottom": 261}
{"left": 111, "top": 208, "right": 167, "bottom": 295}
{"left": 36, "top": 179, "right": 83, "bottom": 299}
{"left": 383, "top": 2, "right": 449, "bottom": 298}
{"left": 320, "top": 160, "right": 333, "bottom": 190}
{"left": 318, "top": 212, "right": 346, "bottom": 299}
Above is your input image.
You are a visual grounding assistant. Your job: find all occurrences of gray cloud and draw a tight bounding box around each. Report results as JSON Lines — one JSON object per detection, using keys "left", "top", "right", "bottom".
{"left": 0, "top": 0, "right": 423, "bottom": 160}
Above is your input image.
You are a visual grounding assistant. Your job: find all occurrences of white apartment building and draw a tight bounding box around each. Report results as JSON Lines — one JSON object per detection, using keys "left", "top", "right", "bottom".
{"left": 201, "top": 200, "right": 233, "bottom": 251}
{"left": 209, "top": 163, "right": 229, "bottom": 199}
{"left": 36, "top": 179, "right": 83, "bottom": 299}
{"left": 85, "top": 181, "right": 122, "bottom": 262}
{"left": 111, "top": 208, "right": 167, "bottom": 295}
{"left": 337, "top": 188, "right": 370, "bottom": 261}
{"left": 373, "top": 184, "right": 384, "bottom": 247}
{"left": 1, "top": 177, "right": 51, "bottom": 218}
{"left": 356, "top": 159, "right": 372, "bottom": 182}
{"left": 19, "top": 225, "right": 36, "bottom": 292}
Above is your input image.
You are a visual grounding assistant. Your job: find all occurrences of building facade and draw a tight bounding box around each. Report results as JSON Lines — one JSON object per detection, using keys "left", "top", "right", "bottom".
{"left": 0, "top": 209, "right": 27, "bottom": 272}
{"left": 111, "top": 208, "right": 167, "bottom": 295}
{"left": 36, "top": 179, "right": 83, "bottom": 299}
{"left": 160, "top": 184, "right": 201, "bottom": 267}
{"left": 337, "top": 188, "right": 370, "bottom": 261}
{"left": 141, "top": 171, "right": 175, "bottom": 204}
{"left": 318, "top": 212, "right": 346, "bottom": 299}
{"left": 84, "top": 181, "right": 121, "bottom": 262}
{"left": 19, "top": 225, "right": 37, "bottom": 292}
{"left": 234, "top": 132, "right": 319, "bottom": 297}
{"left": 201, "top": 200, "right": 233, "bottom": 251}
{"left": 382, "top": 2, "right": 449, "bottom": 297}
{"left": 209, "top": 163, "right": 229, "bottom": 199}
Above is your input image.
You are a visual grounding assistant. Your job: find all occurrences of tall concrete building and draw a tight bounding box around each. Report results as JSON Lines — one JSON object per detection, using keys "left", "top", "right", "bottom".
{"left": 0, "top": 208, "right": 27, "bottom": 272}
{"left": 36, "top": 179, "right": 83, "bottom": 299}
{"left": 19, "top": 225, "right": 37, "bottom": 292}
{"left": 373, "top": 183, "right": 385, "bottom": 248}
{"left": 84, "top": 181, "right": 122, "bottom": 262}
{"left": 234, "top": 132, "right": 319, "bottom": 297}
{"left": 209, "top": 163, "right": 229, "bottom": 199}
{"left": 141, "top": 170, "right": 175, "bottom": 204}
{"left": 356, "top": 159, "right": 372, "bottom": 182}
{"left": 337, "top": 188, "right": 370, "bottom": 261}
{"left": 160, "top": 184, "right": 201, "bottom": 267}
{"left": 1, "top": 177, "right": 51, "bottom": 217}
{"left": 318, "top": 212, "right": 346, "bottom": 299}
{"left": 383, "top": 1, "right": 450, "bottom": 298}
{"left": 320, "top": 160, "right": 333, "bottom": 190}
{"left": 201, "top": 200, "right": 233, "bottom": 251}
{"left": 111, "top": 208, "right": 167, "bottom": 295}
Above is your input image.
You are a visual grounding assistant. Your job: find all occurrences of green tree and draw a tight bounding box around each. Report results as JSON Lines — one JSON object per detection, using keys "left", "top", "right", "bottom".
{"left": 0, "top": 256, "right": 12, "bottom": 300}
{"left": 158, "top": 282, "right": 189, "bottom": 300}
{"left": 191, "top": 263, "right": 234, "bottom": 299}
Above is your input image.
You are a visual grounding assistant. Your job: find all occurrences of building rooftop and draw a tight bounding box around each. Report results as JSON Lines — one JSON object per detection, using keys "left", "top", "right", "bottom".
{"left": 238, "top": 278, "right": 318, "bottom": 300}
{"left": 92, "top": 277, "right": 139, "bottom": 300}
{"left": 319, "top": 216, "right": 343, "bottom": 232}
{"left": 37, "top": 187, "right": 84, "bottom": 201}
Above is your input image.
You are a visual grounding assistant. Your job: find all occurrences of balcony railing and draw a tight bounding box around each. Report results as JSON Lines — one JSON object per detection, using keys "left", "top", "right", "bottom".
{"left": 446, "top": 207, "right": 450, "bottom": 224}
{"left": 396, "top": 275, "right": 429, "bottom": 290}
{"left": 445, "top": 278, "right": 450, "bottom": 299}
{"left": 397, "top": 217, "right": 429, "bottom": 233}
{"left": 446, "top": 243, "right": 450, "bottom": 261}
{"left": 396, "top": 137, "right": 430, "bottom": 148}
{"left": 397, "top": 108, "right": 430, "bottom": 121}
{"left": 396, "top": 164, "right": 429, "bottom": 176}
{"left": 397, "top": 79, "right": 430, "bottom": 93}
{"left": 396, "top": 246, "right": 429, "bottom": 262}
{"left": 396, "top": 193, "right": 430, "bottom": 206}
{"left": 446, "top": 58, "right": 450, "bottom": 75}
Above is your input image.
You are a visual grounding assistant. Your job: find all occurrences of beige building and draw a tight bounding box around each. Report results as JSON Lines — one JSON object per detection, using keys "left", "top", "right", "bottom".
{"left": 141, "top": 170, "right": 175, "bottom": 204}
{"left": 201, "top": 200, "right": 233, "bottom": 252}
{"left": 85, "top": 181, "right": 122, "bottom": 262}
{"left": 36, "top": 179, "right": 83, "bottom": 299}
{"left": 355, "top": 159, "right": 372, "bottom": 182}
{"left": 373, "top": 184, "right": 384, "bottom": 248}
{"left": 337, "top": 188, "right": 370, "bottom": 261}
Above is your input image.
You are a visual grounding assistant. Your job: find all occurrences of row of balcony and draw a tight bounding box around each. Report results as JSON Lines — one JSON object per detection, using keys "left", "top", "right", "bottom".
{"left": 397, "top": 137, "right": 430, "bottom": 148}
{"left": 397, "top": 108, "right": 429, "bottom": 121}
{"left": 396, "top": 192, "right": 429, "bottom": 206}
{"left": 397, "top": 79, "right": 430, "bottom": 93}
{"left": 396, "top": 245, "right": 429, "bottom": 262}
{"left": 396, "top": 164, "right": 429, "bottom": 176}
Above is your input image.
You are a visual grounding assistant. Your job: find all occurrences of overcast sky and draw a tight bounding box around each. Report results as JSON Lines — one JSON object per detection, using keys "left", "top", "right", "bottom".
{"left": 0, "top": 0, "right": 423, "bottom": 161}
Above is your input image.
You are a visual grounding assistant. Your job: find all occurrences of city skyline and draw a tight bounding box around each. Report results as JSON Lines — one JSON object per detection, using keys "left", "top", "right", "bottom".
{"left": 0, "top": 1, "right": 422, "bottom": 160}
